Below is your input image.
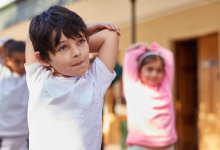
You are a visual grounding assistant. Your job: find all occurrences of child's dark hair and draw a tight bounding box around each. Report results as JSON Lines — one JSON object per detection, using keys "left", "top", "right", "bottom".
{"left": 0, "top": 39, "right": 15, "bottom": 57}
{"left": 29, "top": 5, "right": 88, "bottom": 61}
{"left": 137, "top": 53, "right": 165, "bottom": 74}
{"left": 3, "top": 39, "right": 15, "bottom": 50}
{"left": 6, "top": 41, "right": 25, "bottom": 58}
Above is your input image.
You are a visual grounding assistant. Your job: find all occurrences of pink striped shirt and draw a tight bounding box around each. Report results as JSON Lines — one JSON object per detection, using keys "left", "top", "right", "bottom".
{"left": 123, "top": 43, "right": 177, "bottom": 147}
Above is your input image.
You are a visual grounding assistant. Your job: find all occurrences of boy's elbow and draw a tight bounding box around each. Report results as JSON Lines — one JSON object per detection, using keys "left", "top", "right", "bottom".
{"left": 112, "top": 31, "right": 119, "bottom": 41}
{"left": 103, "top": 29, "right": 119, "bottom": 42}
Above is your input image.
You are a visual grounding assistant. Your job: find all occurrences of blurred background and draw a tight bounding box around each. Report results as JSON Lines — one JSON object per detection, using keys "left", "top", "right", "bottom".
{"left": 0, "top": 0, "right": 220, "bottom": 150}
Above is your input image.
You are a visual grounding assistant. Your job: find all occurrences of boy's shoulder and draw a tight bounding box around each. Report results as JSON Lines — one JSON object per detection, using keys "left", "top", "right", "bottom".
{"left": 89, "top": 57, "right": 115, "bottom": 76}
{"left": 86, "top": 57, "right": 116, "bottom": 91}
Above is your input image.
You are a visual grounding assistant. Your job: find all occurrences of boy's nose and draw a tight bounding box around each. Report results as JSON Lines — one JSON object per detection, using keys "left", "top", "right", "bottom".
{"left": 71, "top": 48, "right": 81, "bottom": 57}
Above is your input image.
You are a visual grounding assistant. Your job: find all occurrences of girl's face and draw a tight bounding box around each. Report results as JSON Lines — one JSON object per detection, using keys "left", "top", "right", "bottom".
{"left": 48, "top": 33, "right": 90, "bottom": 77}
{"left": 140, "top": 58, "right": 164, "bottom": 86}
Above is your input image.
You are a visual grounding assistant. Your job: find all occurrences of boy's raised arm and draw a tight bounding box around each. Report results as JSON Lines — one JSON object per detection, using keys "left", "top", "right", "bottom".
{"left": 89, "top": 29, "right": 119, "bottom": 72}
{"left": 25, "top": 36, "right": 37, "bottom": 64}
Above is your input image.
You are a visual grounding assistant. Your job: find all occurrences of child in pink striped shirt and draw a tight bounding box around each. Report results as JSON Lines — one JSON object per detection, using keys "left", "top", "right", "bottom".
{"left": 123, "top": 43, "right": 177, "bottom": 150}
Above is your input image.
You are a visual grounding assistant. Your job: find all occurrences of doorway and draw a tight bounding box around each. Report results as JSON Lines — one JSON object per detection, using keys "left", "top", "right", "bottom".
{"left": 174, "top": 38, "right": 198, "bottom": 150}
{"left": 174, "top": 33, "right": 219, "bottom": 150}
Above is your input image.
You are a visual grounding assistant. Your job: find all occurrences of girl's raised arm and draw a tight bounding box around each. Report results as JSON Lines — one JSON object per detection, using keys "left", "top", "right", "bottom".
{"left": 123, "top": 44, "right": 146, "bottom": 81}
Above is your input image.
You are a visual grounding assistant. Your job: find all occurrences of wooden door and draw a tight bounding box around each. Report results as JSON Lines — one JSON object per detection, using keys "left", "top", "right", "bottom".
{"left": 175, "top": 39, "right": 198, "bottom": 150}
{"left": 197, "top": 33, "right": 220, "bottom": 150}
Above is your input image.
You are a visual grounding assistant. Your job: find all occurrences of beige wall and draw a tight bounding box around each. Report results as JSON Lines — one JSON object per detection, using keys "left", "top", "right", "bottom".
{"left": 119, "top": 1, "right": 220, "bottom": 64}
{"left": 0, "top": 20, "right": 30, "bottom": 41}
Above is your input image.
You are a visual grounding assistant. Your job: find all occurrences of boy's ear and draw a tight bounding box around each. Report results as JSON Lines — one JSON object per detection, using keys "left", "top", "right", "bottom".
{"left": 35, "top": 52, "right": 50, "bottom": 67}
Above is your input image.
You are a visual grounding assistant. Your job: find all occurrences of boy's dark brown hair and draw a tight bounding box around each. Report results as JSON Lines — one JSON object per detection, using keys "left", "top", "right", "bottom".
{"left": 29, "top": 5, "right": 88, "bottom": 61}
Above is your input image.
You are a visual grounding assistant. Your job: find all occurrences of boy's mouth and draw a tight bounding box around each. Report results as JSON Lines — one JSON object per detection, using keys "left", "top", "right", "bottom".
{"left": 72, "top": 61, "right": 83, "bottom": 67}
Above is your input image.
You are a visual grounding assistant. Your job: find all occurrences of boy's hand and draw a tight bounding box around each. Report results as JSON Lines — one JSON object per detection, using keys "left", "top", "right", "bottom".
{"left": 87, "top": 23, "right": 120, "bottom": 36}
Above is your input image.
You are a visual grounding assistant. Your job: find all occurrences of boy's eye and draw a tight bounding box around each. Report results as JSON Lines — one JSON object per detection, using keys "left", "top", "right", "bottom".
{"left": 78, "top": 39, "right": 86, "bottom": 44}
{"left": 58, "top": 45, "right": 67, "bottom": 51}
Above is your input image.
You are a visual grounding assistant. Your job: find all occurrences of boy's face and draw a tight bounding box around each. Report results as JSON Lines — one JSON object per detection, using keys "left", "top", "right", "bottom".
{"left": 140, "top": 59, "right": 164, "bottom": 86}
{"left": 48, "top": 33, "right": 90, "bottom": 77}
{"left": 5, "top": 52, "right": 25, "bottom": 75}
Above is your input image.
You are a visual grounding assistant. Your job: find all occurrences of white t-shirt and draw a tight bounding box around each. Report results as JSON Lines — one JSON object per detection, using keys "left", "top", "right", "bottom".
{"left": 25, "top": 58, "right": 116, "bottom": 150}
{"left": 0, "top": 64, "right": 29, "bottom": 137}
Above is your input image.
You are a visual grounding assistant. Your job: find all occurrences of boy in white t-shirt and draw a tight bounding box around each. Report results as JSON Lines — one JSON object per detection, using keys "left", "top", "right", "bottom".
{"left": 0, "top": 40, "right": 29, "bottom": 150}
{"left": 25, "top": 5, "right": 120, "bottom": 150}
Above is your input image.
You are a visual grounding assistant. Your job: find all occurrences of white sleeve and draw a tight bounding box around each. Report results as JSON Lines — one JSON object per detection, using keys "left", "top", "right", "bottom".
{"left": 87, "top": 57, "right": 116, "bottom": 96}
{"left": 24, "top": 63, "right": 51, "bottom": 89}
{"left": 0, "top": 63, "right": 4, "bottom": 78}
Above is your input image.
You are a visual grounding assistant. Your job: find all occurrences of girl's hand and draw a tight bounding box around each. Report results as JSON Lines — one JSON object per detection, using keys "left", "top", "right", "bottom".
{"left": 126, "top": 42, "right": 148, "bottom": 52}
{"left": 87, "top": 23, "right": 120, "bottom": 36}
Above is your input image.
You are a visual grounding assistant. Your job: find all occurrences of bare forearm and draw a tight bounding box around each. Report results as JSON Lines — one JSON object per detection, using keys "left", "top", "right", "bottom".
{"left": 89, "top": 29, "right": 119, "bottom": 72}
{"left": 89, "top": 29, "right": 107, "bottom": 53}
{"left": 87, "top": 24, "right": 105, "bottom": 36}
{"left": 87, "top": 23, "right": 120, "bottom": 53}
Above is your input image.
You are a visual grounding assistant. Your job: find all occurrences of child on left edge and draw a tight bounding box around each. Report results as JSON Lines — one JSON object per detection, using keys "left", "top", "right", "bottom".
{"left": 0, "top": 40, "right": 29, "bottom": 150}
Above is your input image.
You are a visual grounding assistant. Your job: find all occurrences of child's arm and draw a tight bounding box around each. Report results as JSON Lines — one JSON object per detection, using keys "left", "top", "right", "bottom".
{"left": 25, "top": 36, "right": 37, "bottom": 64}
{"left": 123, "top": 44, "right": 146, "bottom": 81}
{"left": 149, "top": 43, "right": 174, "bottom": 88}
{"left": 87, "top": 23, "right": 120, "bottom": 37}
{"left": 88, "top": 24, "right": 120, "bottom": 72}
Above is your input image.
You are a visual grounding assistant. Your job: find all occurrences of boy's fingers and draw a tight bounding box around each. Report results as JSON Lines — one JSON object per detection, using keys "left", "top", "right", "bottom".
{"left": 116, "top": 28, "right": 120, "bottom": 36}
{"left": 102, "top": 23, "right": 120, "bottom": 36}
{"left": 106, "top": 24, "right": 115, "bottom": 30}
{"left": 104, "top": 23, "right": 117, "bottom": 30}
{"left": 113, "top": 27, "right": 120, "bottom": 36}
{"left": 110, "top": 24, "right": 116, "bottom": 30}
